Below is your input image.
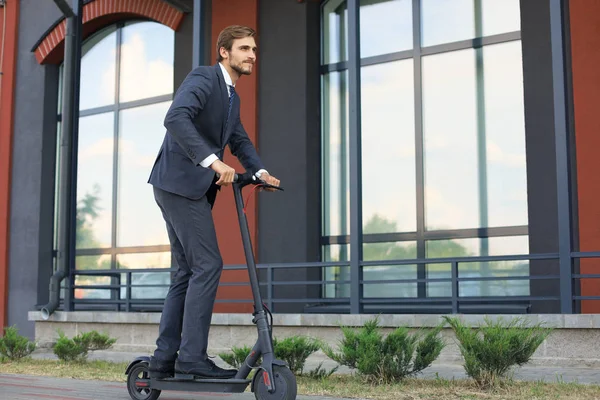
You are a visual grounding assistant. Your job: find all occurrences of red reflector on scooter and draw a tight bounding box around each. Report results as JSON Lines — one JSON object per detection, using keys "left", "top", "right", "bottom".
{"left": 263, "top": 371, "right": 271, "bottom": 387}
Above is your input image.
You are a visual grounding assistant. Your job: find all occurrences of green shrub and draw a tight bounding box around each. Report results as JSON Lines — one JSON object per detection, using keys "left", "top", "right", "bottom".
{"left": 219, "top": 336, "right": 321, "bottom": 376}
{"left": 273, "top": 336, "right": 321, "bottom": 375}
{"left": 0, "top": 326, "right": 36, "bottom": 361}
{"left": 73, "top": 330, "right": 116, "bottom": 352}
{"left": 53, "top": 330, "right": 116, "bottom": 363}
{"left": 306, "top": 361, "right": 339, "bottom": 380}
{"left": 53, "top": 331, "right": 87, "bottom": 362}
{"left": 443, "top": 316, "right": 552, "bottom": 388}
{"left": 218, "top": 345, "right": 254, "bottom": 369}
{"left": 323, "top": 317, "right": 445, "bottom": 383}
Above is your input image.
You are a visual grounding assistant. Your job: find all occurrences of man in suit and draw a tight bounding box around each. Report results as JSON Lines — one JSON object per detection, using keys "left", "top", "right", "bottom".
{"left": 147, "top": 25, "right": 280, "bottom": 380}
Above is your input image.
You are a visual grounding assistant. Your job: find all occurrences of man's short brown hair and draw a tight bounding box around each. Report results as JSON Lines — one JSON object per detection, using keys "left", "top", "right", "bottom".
{"left": 216, "top": 25, "right": 256, "bottom": 62}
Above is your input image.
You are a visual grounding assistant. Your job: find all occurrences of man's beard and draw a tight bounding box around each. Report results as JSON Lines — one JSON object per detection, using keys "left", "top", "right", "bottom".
{"left": 231, "top": 61, "right": 252, "bottom": 76}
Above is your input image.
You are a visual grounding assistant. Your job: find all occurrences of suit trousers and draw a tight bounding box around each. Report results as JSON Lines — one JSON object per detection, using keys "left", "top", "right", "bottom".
{"left": 152, "top": 185, "right": 221, "bottom": 363}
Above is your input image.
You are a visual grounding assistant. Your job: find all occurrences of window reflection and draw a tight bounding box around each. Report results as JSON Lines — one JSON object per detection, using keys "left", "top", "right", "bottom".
{"left": 117, "top": 252, "right": 171, "bottom": 299}
{"left": 119, "top": 21, "right": 174, "bottom": 103}
{"left": 360, "top": 0, "right": 412, "bottom": 58}
{"left": 74, "top": 255, "right": 112, "bottom": 300}
{"left": 322, "top": 71, "right": 349, "bottom": 236}
{"left": 71, "top": 21, "right": 174, "bottom": 254}
{"left": 480, "top": 0, "right": 520, "bottom": 37}
{"left": 361, "top": 60, "right": 415, "bottom": 233}
{"left": 76, "top": 113, "right": 115, "bottom": 248}
{"left": 79, "top": 26, "right": 116, "bottom": 110}
{"left": 423, "top": 48, "right": 478, "bottom": 230}
{"left": 426, "top": 236, "right": 529, "bottom": 297}
{"left": 323, "top": 0, "right": 348, "bottom": 64}
{"left": 320, "top": 0, "right": 529, "bottom": 307}
{"left": 421, "top": 0, "right": 474, "bottom": 46}
{"left": 117, "top": 102, "right": 171, "bottom": 247}
{"left": 323, "top": 244, "right": 349, "bottom": 298}
{"left": 363, "top": 241, "right": 417, "bottom": 298}
{"left": 323, "top": 0, "right": 413, "bottom": 63}
{"left": 483, "top": 41, "right": 527, "bottom": 227}
{"left": 421, "top": 0, "right": 520, "bottom": 47}
{"left": 423, "top": 44, "right": 527, "bottom": 230}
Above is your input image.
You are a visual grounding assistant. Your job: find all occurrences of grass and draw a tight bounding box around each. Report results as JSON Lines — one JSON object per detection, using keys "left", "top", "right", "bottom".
{"left": 2, "top": 358, "right": 600, "bottom": 399}
{"left": 0, "top": 358, "right": 127, "bottom": 382}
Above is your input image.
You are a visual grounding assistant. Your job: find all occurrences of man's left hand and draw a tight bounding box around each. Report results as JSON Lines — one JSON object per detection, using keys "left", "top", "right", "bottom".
{"left": 260, "top": 173, "right": 280, "bottom": 191}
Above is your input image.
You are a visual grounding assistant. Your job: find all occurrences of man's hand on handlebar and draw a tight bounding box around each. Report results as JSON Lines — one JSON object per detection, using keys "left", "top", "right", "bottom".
{"left": 211, "top": 160, "right": 236, "bottom": 186}
{"left": 259, "top": 172, "right": 280, "bottom": 192}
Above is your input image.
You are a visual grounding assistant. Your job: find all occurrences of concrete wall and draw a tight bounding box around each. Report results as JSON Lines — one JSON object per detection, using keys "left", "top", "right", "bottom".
{"left": 29, "top": 312, "right": 600, "bottom": 368}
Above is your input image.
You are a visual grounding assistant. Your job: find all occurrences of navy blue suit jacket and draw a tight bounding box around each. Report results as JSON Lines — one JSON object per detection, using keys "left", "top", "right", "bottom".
{"left": 148, "top": 64, "right": 265, "bottom": 200}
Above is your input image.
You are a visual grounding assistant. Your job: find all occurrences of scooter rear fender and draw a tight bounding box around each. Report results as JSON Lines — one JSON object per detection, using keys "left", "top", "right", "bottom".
{"left": 125, "top": 356, "right": 151, "bottom": 375}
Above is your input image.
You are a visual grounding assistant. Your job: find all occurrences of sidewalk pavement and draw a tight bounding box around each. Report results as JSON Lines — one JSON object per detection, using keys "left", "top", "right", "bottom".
{"left": 0, "top": 373, "right": 356, "bottom": 400}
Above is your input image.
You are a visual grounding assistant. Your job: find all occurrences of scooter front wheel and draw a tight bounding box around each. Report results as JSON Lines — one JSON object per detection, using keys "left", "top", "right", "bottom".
{"left": 253, "top": 365, "right": 297, "bottom": 400}
{"left": 127, "top": 362, "right": 161, "bottom": 400}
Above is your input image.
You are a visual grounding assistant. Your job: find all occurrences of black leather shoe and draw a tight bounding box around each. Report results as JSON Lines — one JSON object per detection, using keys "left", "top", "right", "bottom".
{"left": 174, "top": 358, "right": 237, "bottom": 379}
{"left": 148, "top": 356, "right": 175, "bottom": 379}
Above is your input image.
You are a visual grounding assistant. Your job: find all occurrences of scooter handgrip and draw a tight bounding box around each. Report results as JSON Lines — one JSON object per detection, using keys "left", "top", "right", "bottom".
{"left": 215, "top": 172, "right": 252, "bottom": 183}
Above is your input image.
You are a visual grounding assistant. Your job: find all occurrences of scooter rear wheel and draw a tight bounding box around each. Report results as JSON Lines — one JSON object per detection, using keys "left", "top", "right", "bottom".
{"left": 127, "top": 362, "right": 161, "bottom": 400}
{"left": 253, "top": 365, "right": 297, "bottom": 400}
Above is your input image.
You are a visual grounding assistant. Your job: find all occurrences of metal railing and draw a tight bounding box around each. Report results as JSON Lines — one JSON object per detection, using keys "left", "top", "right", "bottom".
{"left": 63, "top": 251, "right": 600, "bottom": 314}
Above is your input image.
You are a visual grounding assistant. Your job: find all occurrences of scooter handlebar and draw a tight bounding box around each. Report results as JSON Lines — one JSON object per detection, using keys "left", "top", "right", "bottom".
{"left": 215, "top": 172, "right": 284, "bottom": 190}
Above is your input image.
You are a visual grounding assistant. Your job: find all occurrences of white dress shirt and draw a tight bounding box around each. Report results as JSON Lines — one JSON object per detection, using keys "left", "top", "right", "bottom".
{"left": 198, "top": 63, "right": 268, "bottom": 178}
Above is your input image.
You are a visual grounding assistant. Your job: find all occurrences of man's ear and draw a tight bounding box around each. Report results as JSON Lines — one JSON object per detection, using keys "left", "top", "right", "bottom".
{"left": 219, "top": 47, "right": 228, "bottom": 60}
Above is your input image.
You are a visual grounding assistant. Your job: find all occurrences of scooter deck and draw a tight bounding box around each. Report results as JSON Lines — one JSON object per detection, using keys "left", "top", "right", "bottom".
{"left": 145, "top": 377, "right": 251, "bottom": 393}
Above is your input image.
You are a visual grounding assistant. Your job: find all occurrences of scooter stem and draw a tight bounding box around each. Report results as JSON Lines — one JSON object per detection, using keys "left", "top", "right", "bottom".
{"left": 232, "top": 181, "right": 264, "bottom": 314}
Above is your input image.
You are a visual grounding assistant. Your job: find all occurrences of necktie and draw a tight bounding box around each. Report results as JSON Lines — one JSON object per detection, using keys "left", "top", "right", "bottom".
{"left": 226, "top": 85, "right": 235, "bottom": 130}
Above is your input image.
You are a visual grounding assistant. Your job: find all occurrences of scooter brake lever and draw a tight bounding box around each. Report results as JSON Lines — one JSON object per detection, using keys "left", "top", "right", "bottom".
{"left": 259, "top": 182, "right": 284, "bottom": 191}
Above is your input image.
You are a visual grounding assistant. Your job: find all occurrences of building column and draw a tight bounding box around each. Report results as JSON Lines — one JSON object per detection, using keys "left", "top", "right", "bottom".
{"left": 256, "top": 0, "right": 322, "bottom": 312}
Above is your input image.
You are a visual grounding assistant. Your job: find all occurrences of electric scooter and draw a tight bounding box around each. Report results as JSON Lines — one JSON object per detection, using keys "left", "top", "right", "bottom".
{"left": 125, "top": 172, "right": 296, "bottom": 400}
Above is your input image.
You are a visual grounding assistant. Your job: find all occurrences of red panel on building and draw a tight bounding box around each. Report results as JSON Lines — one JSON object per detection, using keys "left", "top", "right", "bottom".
{"left": 570, "top": 1, "right": 600, "bottom": 313}
{"left": 0, "top": 0, "right": 19, "bottom": 329}
{"left": 211, "top": 0, "right": 259, "bottom": 314}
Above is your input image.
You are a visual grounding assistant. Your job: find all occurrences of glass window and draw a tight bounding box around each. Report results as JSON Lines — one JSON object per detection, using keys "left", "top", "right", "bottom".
{"left": 426, "top": 235, "right": 530, "bottom": 297}
{"left": 422, "top": 48, "right": 478, "bottom": 230}
{"left": 119, "top": 21, "right": 174, "bottom": 103}
{"left": 363, "top": 241, "right": 417, "bottom": 298}
{"left": 483, "top": 41, "right": 527, "bottom": 227}
{"left": 74, "top": 255, "right": 112, "bottom": 300}
{"left": 322, "top": 244, "right": 350, "bottom": 298}
{"left": 480, "top": 0, "right": 521, "bottom": 38}
{"left": 57, "top": 21, "right": 175, "bottom": 306}
{"left": 323, "top": 0, "right": 413, "bottom": 63}
{"left": 117, "top": 252, "right": 171, "bottom": 300}
{"left": 421, "top": 0, "right": 474, "bottom": 46}
{"left": 323, "top": 0, "right": 348, "bottom": 64}
{"left": 421, "top": 0, "right": 521, "bottom": 47}
{"left": 117, "top": 101, "right": 171, "bottom": 247}
{"left": 321, "top": 0, "right": 528, "bottom": 310}
{"left": 360, "top": 0, "right": 412, "bottom": 58}
{"left": 322, "top": 71, "right": 349, "bottom": 236}
{"left": 361, "top": 60, "right": 416, "bottom": 233}
{"left": 422, "top": 44, "right": 527, "bottom": 230}
{"left": 79, "top": 26, "right": 117, "bottom": 110}
{"left": 71, "top": 21, "right": 174, "bottom": 254}
{"left": 76, "top": 112, "right": 115, "bottom": 248}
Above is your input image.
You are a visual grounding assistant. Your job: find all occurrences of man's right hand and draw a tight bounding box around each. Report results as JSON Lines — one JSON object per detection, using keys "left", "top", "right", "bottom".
{"left": 211, "top": 160, "right": 236, "bottom": 186}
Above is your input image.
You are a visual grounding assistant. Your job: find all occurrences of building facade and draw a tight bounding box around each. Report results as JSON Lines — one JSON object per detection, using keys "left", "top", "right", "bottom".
{"left": 1, "top": 0, "right": 600, "bottom": 339}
